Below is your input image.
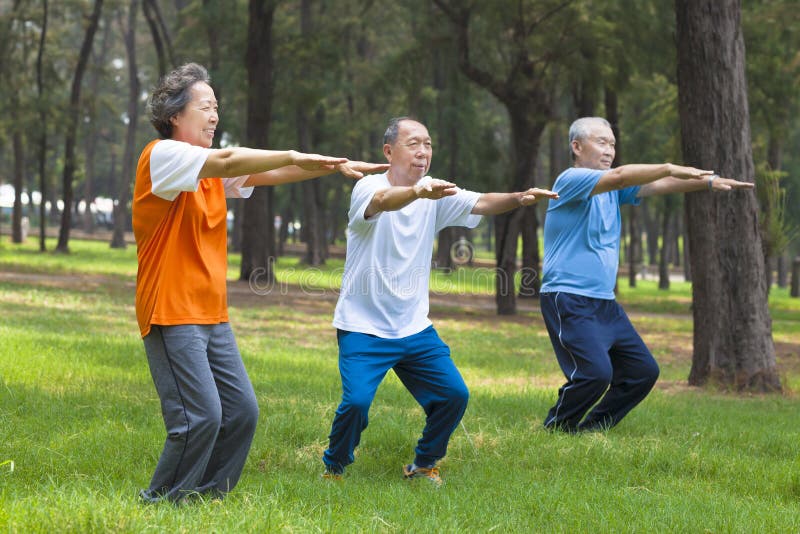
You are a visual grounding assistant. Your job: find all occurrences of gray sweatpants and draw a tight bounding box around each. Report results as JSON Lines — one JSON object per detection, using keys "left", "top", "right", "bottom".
{"left": 140, "top": 323, "right": 259, "bottom": 503}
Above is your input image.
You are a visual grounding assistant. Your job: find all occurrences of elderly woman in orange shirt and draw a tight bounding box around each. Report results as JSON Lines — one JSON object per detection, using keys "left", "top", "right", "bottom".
{"left": 133, "top": 62, "right": 386, "bottom": 504}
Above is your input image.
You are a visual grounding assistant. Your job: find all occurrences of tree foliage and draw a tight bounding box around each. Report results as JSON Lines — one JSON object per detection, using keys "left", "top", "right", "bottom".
{"left": 0, "top": 0, "right": 797, "bottom": 301}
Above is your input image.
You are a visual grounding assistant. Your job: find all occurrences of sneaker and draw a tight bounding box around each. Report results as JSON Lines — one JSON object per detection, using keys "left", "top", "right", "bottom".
{"left": 402, "top": 464, "right": 442, "bottom": 487}
{"left": 322, "top": 466, "right": 343, "bottom": 480}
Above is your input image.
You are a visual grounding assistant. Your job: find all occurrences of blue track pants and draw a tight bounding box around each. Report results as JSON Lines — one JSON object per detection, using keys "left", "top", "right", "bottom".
{"left": 323, "top": 326, "right": 469, "bottom": 472}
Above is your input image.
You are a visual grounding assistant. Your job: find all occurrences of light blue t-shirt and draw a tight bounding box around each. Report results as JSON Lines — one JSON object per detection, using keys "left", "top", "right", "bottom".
{"left": 540, "top": 167, "right": 640, "bottom": 300}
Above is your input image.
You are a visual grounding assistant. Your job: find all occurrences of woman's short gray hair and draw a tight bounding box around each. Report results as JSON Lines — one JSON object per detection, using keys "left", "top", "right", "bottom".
{"left": 148, "top": 63, "right": 211, "bottom": 139}
{"left": 568, "top": 117, "right": 611, "bottom": 159}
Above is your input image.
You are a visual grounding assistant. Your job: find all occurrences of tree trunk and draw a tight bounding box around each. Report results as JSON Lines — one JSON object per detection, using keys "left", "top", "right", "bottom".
{"left": 548, "top": 122, "right": 569, "bottom": 185}
{"left": 642, "top": 199, "right": 659, "bottom": 267}
{"left": 658, "top": 196, "right": 673, "bottom": 290}
{"left": 501, "top": 112, "right": 546, "bottom": 310}
{"left": 776, "top": 254, "right": 787, "bottom": 288}
{"left": 111, "top": 0, "right": 139, "bottom": 250}
{"left": 83, "top": 14, "right": 111, "bottom": 234}
{"left": 240, "top": 0, "right": 278, "bottom": 284}
{"left": 683, "top": 219, "right": 692, "bottom": 282}
{"left": 329, "top": 184, "right": 344, "bottom": 245}
{"left": 298, "top": 110, "right": 325, "bottom": 265}
{"left": 676, "top": 0, "right": 780, "bottom": 391}
{"left": 431, "top": 38, "right": 464, "bottom": 273}
{"left": 606, "top": 87, "right": 644, "bottom": 289}
{"left": 434, "top": 0, "right": 553, "bottom": 314}
{"left": 142, "top": 0, "right": 174, "bottom": 78}
{"left": 628, "top": 205, "right": 641, "bottom": 287}
{"left": 297, "top": 0, "right": 324, "bottom": 267}
{"left": 37, "top": 0, "right": 49, "bottom": 252}
{"left": 278, "top": 195, "right": 295, "bottom": 255}
{"left": 11, "top": 123, "right": 24, "bottom": 243}
{"left": 672, "top": 212, "right": 681, "bottom": 266}
{"left": 435, "top": 77, "right": 460, "bottom": 272}
{"left": 518, "top": 205, "right": 541, "bottom": 298}
{"left": 203, "top": 2, "right": 225, "bottom": 151}
{"left": 56, "top": 0, "right": 103, "bottom": 253}
{"left": 494, "top": 210, "right": 521, "bottom": 314}
{"left": 36, "top": 0, "right": 48, "bottom": 251}
{"left": 763, "top": 132, "right": 783, "bottom": 291}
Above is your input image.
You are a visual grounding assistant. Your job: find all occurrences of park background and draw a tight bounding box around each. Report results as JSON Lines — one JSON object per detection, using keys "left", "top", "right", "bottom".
{"left": 1, "top": 0, "right": 799, "bottom": 531}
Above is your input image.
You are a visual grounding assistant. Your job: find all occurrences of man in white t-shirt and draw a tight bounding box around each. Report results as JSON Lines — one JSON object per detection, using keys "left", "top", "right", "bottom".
{"left": 322, "top": 117, "right": 558, "bottom": 485}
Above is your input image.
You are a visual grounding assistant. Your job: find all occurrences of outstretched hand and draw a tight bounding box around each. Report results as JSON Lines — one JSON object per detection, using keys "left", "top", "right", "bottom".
{"left": 335, "top": 161, "right": 391, "bottom": 180}
{"left": 710, "top": 176, "right": 754, "bottom": 192}
{"left": 519, "top": 187, "right": 559, "bottom": 206}
{"left": 413, "top": 178, "right": 458, "bottom": 199}
{"left": 670, "top": 164, "right": 714, "bottom": 181}
{"left": 290, "top": 150, "right": 349, "bottom": 172}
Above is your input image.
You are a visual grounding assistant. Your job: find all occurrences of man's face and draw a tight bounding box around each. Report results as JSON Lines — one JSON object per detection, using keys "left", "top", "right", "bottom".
{"left": 171, "top": 82, "right": 218, "bottom": 147}
{"left": 572, "top": 124, "right": 616, "bottom": 170}
{"left": 384, "top": 120, "right": 433, "bottom": 183}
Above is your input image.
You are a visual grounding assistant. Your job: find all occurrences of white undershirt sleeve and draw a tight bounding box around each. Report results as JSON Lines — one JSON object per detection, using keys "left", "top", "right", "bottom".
{"left": 221, "top": 176, "right": 254, "bottom": 199}
{"left": 149, "top": 140, "right": 254, "bottom": 200}
{"left": 149, "top": 140, "right": 210, "bottom": 201}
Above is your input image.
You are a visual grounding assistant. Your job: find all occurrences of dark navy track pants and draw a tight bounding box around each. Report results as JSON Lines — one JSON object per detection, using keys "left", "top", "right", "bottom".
{"left": 540, "top": 292, "right": 659, "bottom": 432}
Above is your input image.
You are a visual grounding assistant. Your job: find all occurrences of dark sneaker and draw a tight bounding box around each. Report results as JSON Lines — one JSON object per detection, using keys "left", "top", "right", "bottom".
{"left": 402, "top": 464, "right": 442, "bottom": 487}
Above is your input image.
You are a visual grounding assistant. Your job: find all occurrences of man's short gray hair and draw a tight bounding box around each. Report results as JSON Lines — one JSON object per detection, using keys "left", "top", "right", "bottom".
{"left": 148, "top": 63, "right": 211, "bottom": 139}
{"left": 568, "top": 117, "right": 611, "bottom": 160}
{"left": 383, "top": 116, "right": 417, "bottom": 145}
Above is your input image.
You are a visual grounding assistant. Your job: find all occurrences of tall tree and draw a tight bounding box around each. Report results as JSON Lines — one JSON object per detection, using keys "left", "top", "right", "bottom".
{"left": 433, "top": 0, "right": 574, "bottom": 314}
{"left": 240, "top": 0, "right": 278, "bottom": 284}
{"left": 111, "top": 0, "right": 140, "bottom": 249}
{"left": 657, "top": 195, "right": 675, "bottom": 290}
{"left": 81, "top": 12, "right": 112, "bottom": 234}
{"left": 675, "top": 0, "right": 780, "bottom": 390}
{"left": 296, "top": 0, "right": 326, "bottom": 266}
{"left": 56, "top": 0, "right": 104, "bottom": 253}
{"left": 0, "top": 0, "right": 32, "bottom": 245}
{"left": 10, "top": 99, "right": 25, "bottom": 243}
{"left": 36, "top": 0, "right": 49, "bottom": 251}
{"left": 142, "top": 0, "right": 174, "bottom": 78}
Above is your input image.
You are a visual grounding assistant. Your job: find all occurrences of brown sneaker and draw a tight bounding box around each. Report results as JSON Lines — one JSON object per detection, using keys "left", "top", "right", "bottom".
{"left": 322, "top": 466, "right": 343, "bottom": 480}
{"left": 402, "top": 464, "right": 442, "bottom": 487}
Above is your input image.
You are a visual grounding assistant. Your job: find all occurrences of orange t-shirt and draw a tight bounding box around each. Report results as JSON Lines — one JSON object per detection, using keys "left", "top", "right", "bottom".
{"left": 132, "top": 139, "right": 251, "bottom": 337}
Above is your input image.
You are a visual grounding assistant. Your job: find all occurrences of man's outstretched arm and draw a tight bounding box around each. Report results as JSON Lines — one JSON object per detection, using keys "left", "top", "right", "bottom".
{"left": 471, "top": 188, "right": 559, "bottom": 216}
{"left": 591, "top": 163, "right": 712, "bottom": 195}
{"left": 637, "top": 174, "right": 754, "bottom": 197}
{"left": 245, "top": 161, "right": 390, "bottom": 186}
{"left": 365, "top": 178, "right": 457, "bottom": 218}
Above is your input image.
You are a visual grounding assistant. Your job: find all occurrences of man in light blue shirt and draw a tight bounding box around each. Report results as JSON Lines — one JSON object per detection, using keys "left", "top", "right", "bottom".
{"left": 540, "top": 117, "right": 753, "bottom": 432}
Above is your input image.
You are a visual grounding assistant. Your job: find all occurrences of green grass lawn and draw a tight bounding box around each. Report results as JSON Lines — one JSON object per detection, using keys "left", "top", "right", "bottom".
{"left": 1, "top": 239, "right": 799, "bottom": 532}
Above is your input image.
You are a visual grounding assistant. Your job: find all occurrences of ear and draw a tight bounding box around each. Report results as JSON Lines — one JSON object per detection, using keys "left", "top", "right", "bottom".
{"left": 571, "top": 140, "right": 581, "bottom": 159}
{"left": 383, "top": 143, "right": 392, "bottom": 162}
{"left": 170, "top": 115, "right": 179, "bottom": 126}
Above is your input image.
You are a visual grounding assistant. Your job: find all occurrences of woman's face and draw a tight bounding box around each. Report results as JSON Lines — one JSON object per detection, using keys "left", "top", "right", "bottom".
{"left": 170, "top": 82, "right": 218, "bottom": 147}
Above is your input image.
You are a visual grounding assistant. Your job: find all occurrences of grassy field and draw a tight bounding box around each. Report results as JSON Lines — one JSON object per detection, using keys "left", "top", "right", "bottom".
{"left": 1, "top": 239, "right": 799, "bottom": 532}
